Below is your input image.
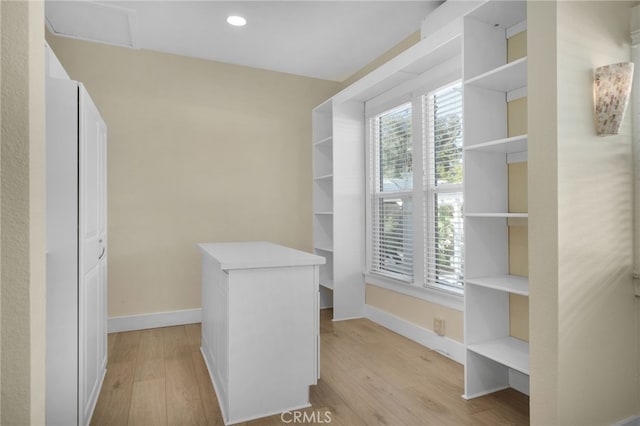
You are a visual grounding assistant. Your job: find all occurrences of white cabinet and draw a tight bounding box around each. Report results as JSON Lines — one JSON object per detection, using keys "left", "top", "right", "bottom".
{"left": 462, "top": 0, "right": 529, "bottom": 399}
{"left": 45, "top": 45, "right": 108, "bottom": 426}
{"left": 312, "top": 99, "right": 366, "bottom": 320}
{"left": 198, "top": 242, "right": 325, "bottom": 425}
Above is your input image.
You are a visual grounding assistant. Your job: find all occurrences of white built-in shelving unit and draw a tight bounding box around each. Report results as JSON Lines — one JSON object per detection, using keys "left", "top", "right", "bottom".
{"left": 311, "top": 16, "right": 464, "bottom": 321}
{"left": 312, "top": 99, "right": 366, "bottom": 319}
{"left": 312, "top": 101, "right": 336, "bottom": 295}
{"left": 312, "top": 1, "right": 531, "bottom": 404}
{"left": 462, "top": 0, "right": 529, "bottom": 399}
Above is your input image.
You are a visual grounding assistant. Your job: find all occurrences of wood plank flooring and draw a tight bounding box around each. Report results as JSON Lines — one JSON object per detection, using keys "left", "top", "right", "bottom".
{"left": 91, "top": 309, "right": 529, "bottom": 426}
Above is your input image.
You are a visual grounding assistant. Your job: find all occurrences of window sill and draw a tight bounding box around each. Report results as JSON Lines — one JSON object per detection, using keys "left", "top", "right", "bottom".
{"left": 365, "top": 273, "right": 464, "bottom": 312}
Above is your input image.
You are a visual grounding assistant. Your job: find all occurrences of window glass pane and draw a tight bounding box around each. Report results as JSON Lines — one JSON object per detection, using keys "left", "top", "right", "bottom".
{"left": 432, "top": 192, "right": 464, "bottom": 288}
{"left": 378, "top": 104, "right": 413, "bottom": 191}
{"left": 432, "top": 85, "right": 463, "bottom": 186}
{"left": 371, "top": 195, "right": 413, "bottom": 279}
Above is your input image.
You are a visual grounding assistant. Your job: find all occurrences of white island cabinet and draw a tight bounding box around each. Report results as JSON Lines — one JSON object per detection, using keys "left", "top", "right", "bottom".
{"left": 198, "top": 242, "right": 325, "bottom": 425}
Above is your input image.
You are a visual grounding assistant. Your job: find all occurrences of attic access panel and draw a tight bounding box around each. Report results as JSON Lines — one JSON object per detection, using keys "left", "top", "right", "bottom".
{"left": 46, "top": 1, "right": 138, "bottom": 48}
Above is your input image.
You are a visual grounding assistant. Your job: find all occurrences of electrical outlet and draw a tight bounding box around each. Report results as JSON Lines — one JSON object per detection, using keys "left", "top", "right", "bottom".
{"left": 434, "top": 318, "right": 445, "bottom": 336}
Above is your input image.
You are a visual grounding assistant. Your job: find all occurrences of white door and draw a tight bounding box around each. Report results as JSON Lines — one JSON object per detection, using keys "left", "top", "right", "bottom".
{"left": 78, "top": 84, "right": 107, "bottom": 426}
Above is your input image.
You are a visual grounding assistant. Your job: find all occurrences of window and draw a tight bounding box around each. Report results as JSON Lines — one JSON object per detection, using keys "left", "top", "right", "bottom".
{"left": 367, "top": 81, "right": 463, "bottom": 294}
{"left": 369, "top": 103, "right": 414, "bottom": 281}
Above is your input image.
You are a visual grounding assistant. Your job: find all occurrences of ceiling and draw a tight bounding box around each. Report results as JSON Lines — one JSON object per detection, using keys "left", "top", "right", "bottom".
{"left": 45, "top": 1, "right": 444, "bottom": 82}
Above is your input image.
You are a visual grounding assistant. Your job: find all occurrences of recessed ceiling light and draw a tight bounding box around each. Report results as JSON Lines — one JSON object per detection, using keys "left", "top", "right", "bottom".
{"left": 227, "top": 15, "right": 246, "bottom": 27}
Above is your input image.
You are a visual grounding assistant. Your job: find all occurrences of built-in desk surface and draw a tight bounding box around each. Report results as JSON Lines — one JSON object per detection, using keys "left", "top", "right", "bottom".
{"left": 198, "top": 241, "right": 325, "bottom": 270}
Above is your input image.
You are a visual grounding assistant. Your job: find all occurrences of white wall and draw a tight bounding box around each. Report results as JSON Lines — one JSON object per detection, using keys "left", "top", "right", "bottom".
{"left": 530, "top": 1, "right": 639, "bottom": 424}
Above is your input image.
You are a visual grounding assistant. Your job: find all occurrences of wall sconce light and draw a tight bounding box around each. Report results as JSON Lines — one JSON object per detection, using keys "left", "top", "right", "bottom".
{"left": 594, "top": 62, "right": 634, "bottom": 136}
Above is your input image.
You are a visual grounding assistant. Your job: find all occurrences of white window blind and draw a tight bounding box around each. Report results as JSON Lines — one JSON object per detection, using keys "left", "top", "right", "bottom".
{"left": 369, "top": 103, "right": 414, "bottom": 280}
{"left": 424, "top": 83, "right": 464, "bottom": 290}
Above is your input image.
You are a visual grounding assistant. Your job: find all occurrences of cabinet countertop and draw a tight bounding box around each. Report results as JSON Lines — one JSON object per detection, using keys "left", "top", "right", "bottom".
{"left": 197, "top": 241, "right": 325, "bottom": 270}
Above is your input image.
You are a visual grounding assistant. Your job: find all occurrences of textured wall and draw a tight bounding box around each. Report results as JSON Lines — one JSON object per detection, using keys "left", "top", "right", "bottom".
{"left": 1, "top": 0, "right": 46, "bottom": 423}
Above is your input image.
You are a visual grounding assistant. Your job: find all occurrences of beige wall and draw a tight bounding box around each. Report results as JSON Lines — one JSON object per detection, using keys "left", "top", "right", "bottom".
{"left": 509, "top": 162, "right": 529, "bottom": 342}
{"left": 1, "top": 1, "right": 47, "bottom": 423}
{"left": 530, "top": 1, "right": 638, "bottom": 424}
{"left": 365, "top": 284, "right": 463, "bottom": 341}
{"left": 508, "top": 97, "right": 527, "bottom": 138}
{"left": 366, "top": 286, "right": 463, "bottom": 342}
{"left": 507, "top": 32, "right": 529, "bottom": 343}
{"left": 46, "top": 35, "right": 341, "bottom": 318}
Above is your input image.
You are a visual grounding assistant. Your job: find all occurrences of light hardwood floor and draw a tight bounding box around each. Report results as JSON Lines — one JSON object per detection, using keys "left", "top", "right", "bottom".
{"left": 91, "top": 309, "right": 529, "bottom": 426}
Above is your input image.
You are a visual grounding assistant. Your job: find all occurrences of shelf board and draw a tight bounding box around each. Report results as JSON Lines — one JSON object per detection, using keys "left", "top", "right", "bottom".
{"left": 314, "top": 245, "right": 334, "bottom": 253}
{"left": 319, "top": 279, "right": 334, "bottom": 290}
{"left": 468, "top": 337, "right": 529, "bottom": 375}
{"left": 465, "top": 57, "right": 527, "bottom": 93}
{"left": 466, "top": 275, "right": 528, "bottom": 296}
{"left": 314, "top": 136, "right": 333, "bottom": 146}
{"left": 313, "top": 174, "right": 333, "bottom": 181}
{"left": 465, "top": 135, "right": 527, "bottom": 154}
{"left": 465, "top": 212, "right": 528, "bottom": 219}
{"left": 314, "top": 211, "right": 334, "bottom": 216}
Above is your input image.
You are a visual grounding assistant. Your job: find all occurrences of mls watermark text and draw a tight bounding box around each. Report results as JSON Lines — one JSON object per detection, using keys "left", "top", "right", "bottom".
{"left": 281, "top": 410, "right": 333, "bottom": 423}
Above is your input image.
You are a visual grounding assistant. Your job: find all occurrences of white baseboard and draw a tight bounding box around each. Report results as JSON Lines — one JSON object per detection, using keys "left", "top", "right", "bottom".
{"left": 108, "top": 308, "right": 201, "bottom": 333}
{"left": 364, "top": 304, "right": 465, "bottom": 365}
